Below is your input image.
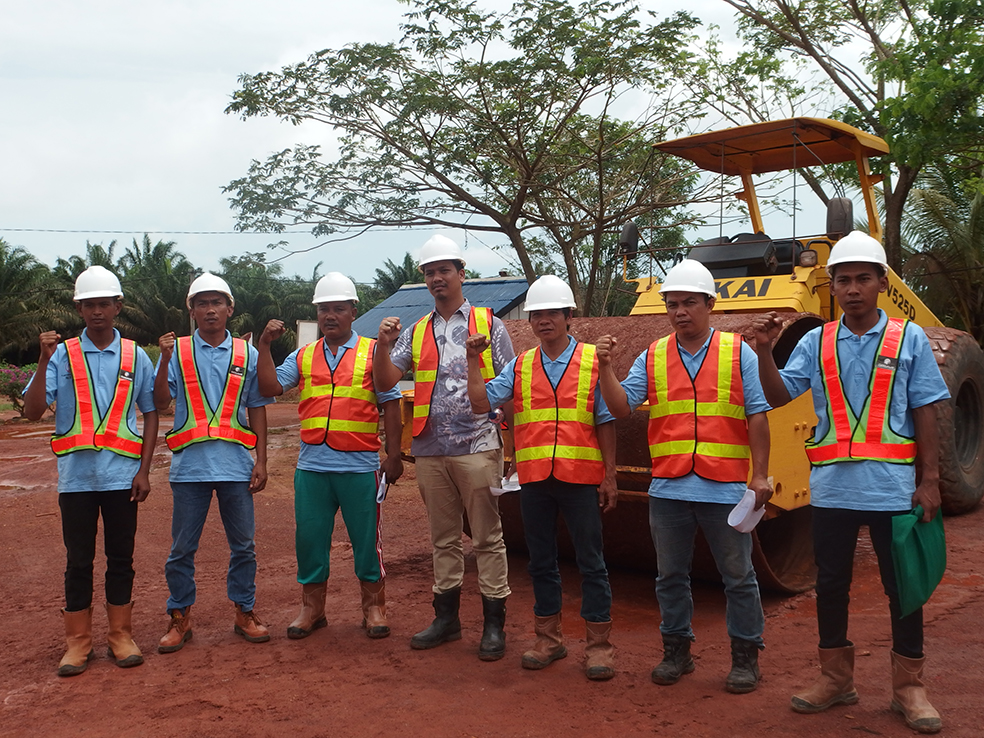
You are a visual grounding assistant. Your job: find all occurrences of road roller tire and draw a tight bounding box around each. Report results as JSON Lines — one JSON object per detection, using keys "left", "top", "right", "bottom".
{"left": 926, "top": 327, "right": 984, "bottom": 514}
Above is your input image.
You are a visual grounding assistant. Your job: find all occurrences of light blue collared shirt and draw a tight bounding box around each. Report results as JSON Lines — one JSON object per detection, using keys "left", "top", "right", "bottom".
{"left": 620, "top": 329, "right": 771, "bottom": 505}
{"left": 161, "top": 330, "right": 272, "bottom": 483}
{"left": 277, "top": 331, "right": 402, "bottom": 474}
{"left": 27, "top": 329, "right": 156, "bottom": 494}
{"left": 484, "top": 335, "right": 615, "bottom": 425}
{"left": 779, "top": 310, "right": 949, "bottom": 511}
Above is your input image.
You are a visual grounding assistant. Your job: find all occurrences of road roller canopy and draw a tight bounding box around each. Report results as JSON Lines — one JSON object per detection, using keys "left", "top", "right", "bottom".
{"left": 653, "top": 117, "right": 889, "bottom": 176}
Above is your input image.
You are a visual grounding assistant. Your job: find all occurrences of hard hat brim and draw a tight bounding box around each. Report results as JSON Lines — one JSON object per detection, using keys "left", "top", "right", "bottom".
{"left": 523, "top": 301, "right": 576, "bottom": 311}
{"left": 658, "top": 284, "right": 716, "bottom": 297}
{"left": 74, "top": 290, "right": 124, "bottom": 301}
{"left": 418, "top": 255, "right": 467, "bottom": 271}
{"left": 825, "top": 256, "right": 888, "bottom": 276}
{"left": 312, "top": 296, "right": 359, "bottom": 304}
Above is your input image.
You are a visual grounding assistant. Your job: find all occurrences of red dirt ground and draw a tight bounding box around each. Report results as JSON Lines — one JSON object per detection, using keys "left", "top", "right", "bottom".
{"left": 1, "top": 403, "right": 981, "bottom": 738}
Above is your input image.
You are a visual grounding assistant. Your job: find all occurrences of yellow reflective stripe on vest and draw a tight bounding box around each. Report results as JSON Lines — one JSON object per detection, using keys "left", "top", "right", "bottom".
{"left": 648, "top": 440, "right": 750, "bottom": 459}
{"left": 514, "top": 407, "right": 595, "bottom": 425}
{"left": 515, "top": 444, "right": 604, "bottom": 462}
{"left": 300, "top": 417, "right": 380, "bottom": 433}
{"left": 650, "top": 400, "right": 747, "bottom": 420}
{"left": 472, "top": 307, "right": 494, "bottom": 380}
{"left": 716, "top": 333, "right": 735, "bottom": 403}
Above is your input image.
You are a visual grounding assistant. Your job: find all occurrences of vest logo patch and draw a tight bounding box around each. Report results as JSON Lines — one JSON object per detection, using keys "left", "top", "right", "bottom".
{"left": 877, "top": 355, "right": 897, "bottom": 370}
{"left": 119, "top": 369, "right": 135, "bottom": 381}
{"left": 230, "top": 365, "right": 245, "bottom": 376}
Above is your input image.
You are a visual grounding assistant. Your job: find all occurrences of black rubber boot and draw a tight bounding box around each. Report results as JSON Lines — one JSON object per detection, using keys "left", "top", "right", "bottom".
{"left": 478, "top": 596, "right": 506, "bottom": 661}
{"left": 410, "top": 588, "right": 462, "bottom": 650}
{"left": 651, "top": 634, "right": 696, "bottom": 685}
{"left": 725, "top": 637, "right": 761, "bottom": 694}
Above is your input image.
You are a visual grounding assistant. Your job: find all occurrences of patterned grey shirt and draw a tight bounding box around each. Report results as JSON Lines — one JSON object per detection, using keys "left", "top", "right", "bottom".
{"left": 390, "top": 300, "right": 515, "bottom": 457}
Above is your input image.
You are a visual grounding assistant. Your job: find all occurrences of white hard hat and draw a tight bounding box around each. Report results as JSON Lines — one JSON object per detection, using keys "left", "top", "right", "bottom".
{"left": 187, "top": 272, "right": 235, "bottom": 308}
{"left": 312, "top": 272, "right": 359, "bottom": 304}
{"left": 659, "top": 259, "right": 716, "bottom": 297}
{"left": 74, "top": 265, "right": 124, "bottom": 301}
{"left": 826, "top": 230, "right": 888, "bottom": 275}
{"left": 417, "top": 234, "right": 466, "bottom": 271}
{"left": 523, "top": 275, "right": 577, "bottom": 312}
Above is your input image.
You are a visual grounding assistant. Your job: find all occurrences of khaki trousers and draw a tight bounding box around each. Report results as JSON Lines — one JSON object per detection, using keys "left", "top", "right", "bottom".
{"left": 416, "top": 450, "right": 510, "bottom": 599}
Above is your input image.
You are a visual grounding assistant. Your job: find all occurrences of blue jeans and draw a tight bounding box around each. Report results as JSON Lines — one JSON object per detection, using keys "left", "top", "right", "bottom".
{"left": 649, "top": 497, "right": 764, "bottom": 645}
{"left": 165, "top": 481, "right": 257, "bottom": 612}
{"left": 520, "top": 479, "right": 612, "bottom": 622}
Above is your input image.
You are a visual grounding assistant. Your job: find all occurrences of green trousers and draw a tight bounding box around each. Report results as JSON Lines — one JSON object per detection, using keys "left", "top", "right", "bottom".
{"left": 293, "top": 468, "right": 383, "bottom": 584}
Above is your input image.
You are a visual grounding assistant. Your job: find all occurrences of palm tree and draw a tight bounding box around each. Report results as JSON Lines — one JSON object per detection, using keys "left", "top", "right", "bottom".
{"left": 373, "top": 253, "right": 424, "bottom": 297}
{"left": 902, "top": 164, "right": 984, "bottom": 344}
{"left": 0, "top": 239, "right": 59, "bottom": 359}
{"left": 117, "top": 235, "right": 195, "bottom": 344}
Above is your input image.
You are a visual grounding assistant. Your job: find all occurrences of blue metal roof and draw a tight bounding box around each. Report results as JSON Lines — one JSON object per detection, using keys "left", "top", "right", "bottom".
{"left": 353, "top": 277, "right": 529, "bottom": 336}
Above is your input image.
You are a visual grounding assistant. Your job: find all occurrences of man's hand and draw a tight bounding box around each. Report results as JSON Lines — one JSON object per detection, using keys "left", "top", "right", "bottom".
{"left": 260, "top": 320, "right": 286, "bottom": 346}
{"left": 466, "top": 333, "right": 490, "bottom": 359}
{"left": 158, "top": 332, "right": 176, "bottom": 362}
{"left": 750, "top": 312, "right": 783, "bottom": 352}
{"left": 598, "top": 475, "right": 618, "bottom": 513}
{"left": 39, "top": 331, "right": 61, "bottom": 362}
{"left": 912, "top": 480, "right": 941, "bottom": 522}
{"left": 249, "top": 461, "right": 268, "bottom": 493}
{"left": 595, "top": 335, "right": 616, "bottom": 368}
{"left": 131, "top": 470, "right": 151, "bottom": 503}
{"left": 381, "top": 453, "right": 404, "bottom": 485}
{"left": 378, "top": 317, "right": 402, "bottom": 346}
{"left": 749, "top": 475, "right": 774, "bottom": 510}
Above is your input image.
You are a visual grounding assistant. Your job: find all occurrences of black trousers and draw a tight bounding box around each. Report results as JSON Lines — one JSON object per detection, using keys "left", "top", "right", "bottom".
{"left": 813, "top": 506, "right": 923, "bottom": 659}
{"left": 59, "top": 490, "right": 138, "bottom": 611}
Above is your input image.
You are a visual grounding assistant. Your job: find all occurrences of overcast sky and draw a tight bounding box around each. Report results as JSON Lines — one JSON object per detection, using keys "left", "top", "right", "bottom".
{"left": 1, "top": 0, "right": 768, "bottom": 286}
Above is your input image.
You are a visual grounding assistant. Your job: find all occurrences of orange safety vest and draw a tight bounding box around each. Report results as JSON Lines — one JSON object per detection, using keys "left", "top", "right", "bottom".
{"left": 165, "top": 336, "right": 257, "bottom": 452}
{"left": 646, "top": 330, "right": 750, "bottom": 483}
{"left": 512, "top": 342, "right": 605, "bottom": 485}
{"left": 805, "top": 317, "right": 916, "bottom": 465}
{"left": 296, "top": 336, "right": 381, "bottom": 452}
{"left": 410, "top": 306, "right": 494, "bottom": 437}
{"left": 50, "top": 336, "right": 144, "bottom": 458}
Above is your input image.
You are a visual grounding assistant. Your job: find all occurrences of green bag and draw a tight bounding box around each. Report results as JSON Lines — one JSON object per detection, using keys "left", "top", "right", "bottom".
{"left": 891, "top": 505, "right": 946, "bottom": 618}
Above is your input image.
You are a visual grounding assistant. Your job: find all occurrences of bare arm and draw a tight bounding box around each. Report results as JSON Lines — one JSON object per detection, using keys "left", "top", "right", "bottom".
{"left": 373, "top": 317, "right": 405, "bottom": 391}
{"left": 465, "top": 333, "right": 492, "bottom": 414}
{"left": 154, "top": 332, "right": 175, "bottom": 411}
{"left": 131, "top": 410, "right": 158, "bottom": 502}
{"left": 751, "top": 312, "right": 792, "bottom": 408}
{"left": 746, "top": 411, "right": 774, "bottom": 510}
{"left": 596, "top": 335, "right": 631, "bottom": 419}
{"left": 379, "top": 398, "right": 404, "bottom": 484}
{"left": 912, "top": 402, "right": 941, "bottom": 522}
{"left": 596, "top": 420, "right": 618, "bottom": 512}
{"left": 248, "top": 405, "right": 268, "bottom": 493}
{"left": 24, "top": 331, "right": 59, "bottom": 421}
{"left": 257, "top": 320, "right": 286, "bottom": 397}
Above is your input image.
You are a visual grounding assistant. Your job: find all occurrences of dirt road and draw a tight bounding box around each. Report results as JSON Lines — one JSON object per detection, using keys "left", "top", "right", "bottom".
{"left": 1, "top": 404, "right": 981, "bottom": 737}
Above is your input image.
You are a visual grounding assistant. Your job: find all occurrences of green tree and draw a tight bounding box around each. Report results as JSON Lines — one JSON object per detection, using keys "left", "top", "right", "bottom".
{"left": 0, "top": 239, "right": 58, "bottom": 360}
{"left": 902, "top": 164, "right": 984, "bottom": 343}
{"left": 718, "top": 0, "right": 984, "bottom": 269}
{"left": 219, "top": 252, "right": 317, "bottom": 362}
{"left": 373, "top": 253, "right": 424, "bottom": 299}
{"left": 117, "top": 235, "right": 195, "bottom": 344}
{"left": 225, "top": 0, "right": 703, "bottom": 314}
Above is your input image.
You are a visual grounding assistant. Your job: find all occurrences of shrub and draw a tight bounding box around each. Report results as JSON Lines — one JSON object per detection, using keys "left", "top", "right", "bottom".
{"left": 0, "top": 362, "right": 38, "bottom": 417}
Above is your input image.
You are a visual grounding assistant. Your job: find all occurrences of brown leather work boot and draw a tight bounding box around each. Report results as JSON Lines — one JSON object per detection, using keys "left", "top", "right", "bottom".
{"left": 158, "top": 607, "right": 193, "bottom": 654}
{"left": 890, "top": 651, "right": 942, "bottom": 734}
{"left": 287, "top": 582, "right": 328, "bottom": 640}
{"left": 790, "top": 645, "right": 859, "bottom": 713}
{"left": 105, "top": 601, "right": 143, "bottom": 668}
{"left": 521, "top": 612, "right": 567, "bottom": 670}
{"left": 360, "top": 579, "right": 390, "bottom": 639}
{"left": 58, "top": 607, "right": 94, "bottom": 677}
{"left": 584, "top": 619, "right": 615, "bottom": 681}
{"left": 234, "top": 605, "right": 270, "bottom": 643}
